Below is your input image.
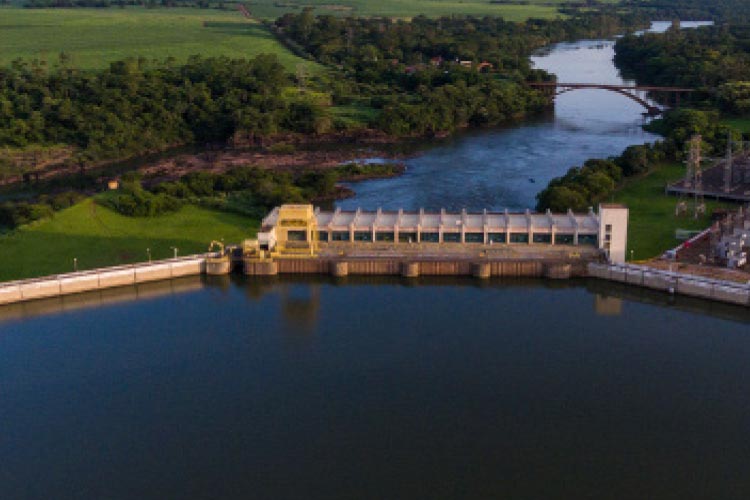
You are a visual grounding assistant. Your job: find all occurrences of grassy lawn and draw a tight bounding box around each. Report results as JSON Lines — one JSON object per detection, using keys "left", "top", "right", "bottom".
{"left": 612, "top": 162, "right": 735, "bottom": 261}
{"left": 721, "top": 116, "right": 750, "bottom": 134}
{"left": 0, "top": 199, "right": 257, "bottom": 282}
{"left": 329, "top": 103, "right": 381, "bottom": 128}
{"left": 0, "top": 7, "right": 316, "bottom": 71}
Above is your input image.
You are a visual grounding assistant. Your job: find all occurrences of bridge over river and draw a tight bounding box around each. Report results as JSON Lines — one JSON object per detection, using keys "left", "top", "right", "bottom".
{"left": 529, "top": 82, "right": 695, "bottom": 115}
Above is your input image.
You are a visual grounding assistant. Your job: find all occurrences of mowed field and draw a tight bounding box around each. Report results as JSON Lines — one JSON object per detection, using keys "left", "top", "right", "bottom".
{"left": 0, "top": 7, "right": 313, "bottom": 70}
{"left": 0, "top": 0, "right": 585, "bottom": 71}
{"left": 0, "top": 199, "right": 257, "bottom": 281}
{"left": 245, "top": 0, "right": 566, "bottom": 20}
{"left": 613, "top": 162, "right": 734, "bottom": 260}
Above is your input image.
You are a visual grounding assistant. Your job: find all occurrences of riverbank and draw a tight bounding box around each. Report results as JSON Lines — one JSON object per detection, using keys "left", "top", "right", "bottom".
{"left": 0, "top": 128, "right": 412, "bottom": 188}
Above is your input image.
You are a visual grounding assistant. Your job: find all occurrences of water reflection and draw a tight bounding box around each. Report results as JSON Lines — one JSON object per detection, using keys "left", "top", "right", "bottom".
{"left": 2, "top": 275, "right": 748, "bottom": 327}
{"left": 594, "top": 294, "right": 624, "bottom": 316}
{"left": 0, "top": 275, "right": 204, "bottom": 324}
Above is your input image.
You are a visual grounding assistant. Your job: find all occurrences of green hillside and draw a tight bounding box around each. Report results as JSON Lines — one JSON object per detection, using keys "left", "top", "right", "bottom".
{"left": 0, "top": 199, "right": 257, "bottom": 281}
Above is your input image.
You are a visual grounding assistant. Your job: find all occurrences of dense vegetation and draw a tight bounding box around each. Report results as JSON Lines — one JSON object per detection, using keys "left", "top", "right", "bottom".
{"left": 0, "top": 55, "right": 330, "bottom": 161}
{"left": 615, "top": 24, "right": 750, "bottom": 114}
{"left": 0, "top": 190, "right": 84, "bottom": 228}
{"left": 275, "top": 11, "right": 648, "bottom": 135}
{"left": 102, "top": 162, "right": 401, "bottom": 219}
{"left": 622, "top": 0, "right": 750, "bottom": 22}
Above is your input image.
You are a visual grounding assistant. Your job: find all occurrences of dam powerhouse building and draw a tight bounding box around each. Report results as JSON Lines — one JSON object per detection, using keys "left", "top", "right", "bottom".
{"left": 256, "top": 204, "right": 629, "bottom": 264}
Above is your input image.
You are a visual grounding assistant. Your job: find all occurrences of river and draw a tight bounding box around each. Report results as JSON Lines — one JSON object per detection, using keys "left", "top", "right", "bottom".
{"left": 2, "top": 22, "right": 748, "bottom": 500}
{"left": 337, "top": 21, "right": 708, "bottom": 211}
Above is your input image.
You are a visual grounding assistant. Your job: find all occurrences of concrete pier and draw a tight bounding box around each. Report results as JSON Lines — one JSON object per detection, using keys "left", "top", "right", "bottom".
{"left": 472, "top": 262, "right": 492, "bottom": 279}
{"left": 206, "top": 256, "right": 232, "bottom": 275}
{"left": 401, "top": 262, "right": 420, "bottom": 278}
{"left": 330, "top": 261, "right": 349, "bottom": 278}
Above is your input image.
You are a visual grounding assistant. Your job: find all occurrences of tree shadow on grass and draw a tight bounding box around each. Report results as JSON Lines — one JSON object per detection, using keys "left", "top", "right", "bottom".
{"left": 202, "top": 22, "right": 275, "bottom": 39}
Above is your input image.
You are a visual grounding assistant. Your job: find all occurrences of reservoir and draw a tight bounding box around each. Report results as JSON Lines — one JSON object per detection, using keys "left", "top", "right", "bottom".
{"left": 1, "top": 22, "right": 747, "bottom": 500}
{"left": 1, "top": 276, "right": 749, "bottom": 498}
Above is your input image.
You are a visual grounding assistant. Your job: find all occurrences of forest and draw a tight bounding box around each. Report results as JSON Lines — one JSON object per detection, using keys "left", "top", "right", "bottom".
{"left": 622, "top": 0, "right": 750, "bottom": 23}
{"left": 0, "top": 54, "right": 329, "bottom": 162}
{"left": 615, "top": 24, "right": 750, "bottom": 115}
{"left": 275, "top": 11, "right": 649, "bottom": 135}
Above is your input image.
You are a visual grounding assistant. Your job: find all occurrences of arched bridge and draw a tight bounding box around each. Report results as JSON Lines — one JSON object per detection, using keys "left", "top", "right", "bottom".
{"left": 528, "top": 82, "right": 695, "bottom": 115}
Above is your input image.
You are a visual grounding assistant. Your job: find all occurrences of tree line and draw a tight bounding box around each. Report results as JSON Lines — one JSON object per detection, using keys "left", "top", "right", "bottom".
{"left": 621, "top": 0, "right": 750, "bottom": 23}
{"left": 274, "top": 11, "right": 650, "bottom": 135}
{"left": 615, "top": 24, "right": 750, "bottom": 114}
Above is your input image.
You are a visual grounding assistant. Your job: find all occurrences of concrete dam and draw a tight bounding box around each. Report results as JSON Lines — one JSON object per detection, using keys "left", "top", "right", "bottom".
{"left": 0, "top": 203, "right": 748, "bottom": 308}
{"left": 238, "top": 203, "right": 628, "bottom": 279}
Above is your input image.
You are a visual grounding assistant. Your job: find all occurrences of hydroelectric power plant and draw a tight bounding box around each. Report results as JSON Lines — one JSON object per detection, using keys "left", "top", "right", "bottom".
{"left": 239, "top": 204, "right": 629, "bottom": 279}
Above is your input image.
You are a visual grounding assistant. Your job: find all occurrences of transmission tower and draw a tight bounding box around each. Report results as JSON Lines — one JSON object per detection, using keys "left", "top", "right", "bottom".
{"left": 686, "top": 135, "right": 706, "bottom": 218}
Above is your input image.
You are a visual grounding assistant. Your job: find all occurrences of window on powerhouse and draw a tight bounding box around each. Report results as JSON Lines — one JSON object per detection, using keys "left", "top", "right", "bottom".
{"left": 287, "top": 230, "right": 307, "bottom": 242}
{"left": 554, "top": 233, "right": 574, "bottom": 245}
{"left": 578, "top": 234, "right": 598, "bottom": 246}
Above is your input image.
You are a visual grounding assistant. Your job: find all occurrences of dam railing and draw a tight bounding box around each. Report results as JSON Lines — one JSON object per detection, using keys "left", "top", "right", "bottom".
{"left": 0, "top": 255, "right": 209, "bottom": 306}
{"left": 588, "top": 262, "right": 750, "bottom": 307}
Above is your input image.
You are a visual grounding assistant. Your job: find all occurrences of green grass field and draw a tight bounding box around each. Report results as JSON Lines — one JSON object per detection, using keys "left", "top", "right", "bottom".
{"left": 612, "top": 162, "right": 734, "bottom": 261}
{"left": 0, "top": 199, "right": 257, "bottom": 281}
{"left": 721, "top": 116, "right": 750, "bottom": 134}
{"left": 0, "top": 7, "right": 314, "bottom": 70}
{"left": 244, "top": 0, "right": 565, "bottom": 20}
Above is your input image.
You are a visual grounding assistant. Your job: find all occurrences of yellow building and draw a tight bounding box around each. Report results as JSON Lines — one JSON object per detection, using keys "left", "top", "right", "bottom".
{"left": 258, "top": 204, "right": 318, "bottom": 256}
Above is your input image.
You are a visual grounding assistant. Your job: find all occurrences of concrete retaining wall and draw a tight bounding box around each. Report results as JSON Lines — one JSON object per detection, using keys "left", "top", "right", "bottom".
{"left": 244, "top": 257, "right": 580, "bottom": 279}
{"left": 588, "top": 262, "right": 750, "bottom": 307}
{"left": 0, "top": 256, "right": 207, "bottom": 306}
